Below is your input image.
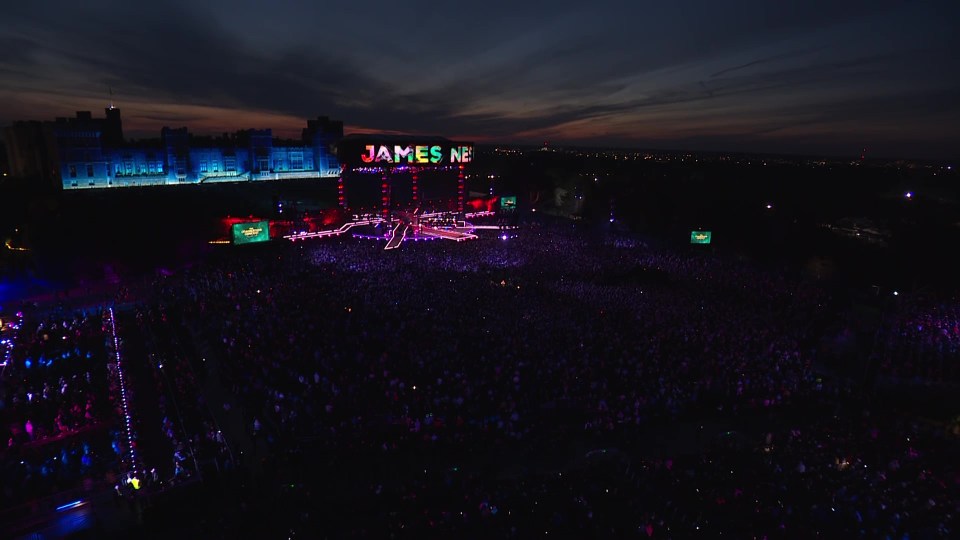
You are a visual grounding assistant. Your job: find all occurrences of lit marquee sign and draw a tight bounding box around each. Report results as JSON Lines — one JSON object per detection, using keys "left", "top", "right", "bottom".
{"left": 360, "top": 144, "right": 473, "bottom": 164}
{"left": 232, "top": 220, "right": 271, "bottom": 244}
{"left": 690, "top": 230, "right": 712, "bottom": 244}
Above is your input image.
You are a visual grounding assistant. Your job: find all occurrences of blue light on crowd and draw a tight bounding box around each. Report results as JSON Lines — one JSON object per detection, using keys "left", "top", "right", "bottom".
{"left": 56, "top": 500, "right": 85, "bottom": 512}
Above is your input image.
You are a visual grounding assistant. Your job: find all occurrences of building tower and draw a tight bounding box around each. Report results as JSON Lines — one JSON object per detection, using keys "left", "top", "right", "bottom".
{"left": 103, "top": 106, "right": 124, "bottom": 147}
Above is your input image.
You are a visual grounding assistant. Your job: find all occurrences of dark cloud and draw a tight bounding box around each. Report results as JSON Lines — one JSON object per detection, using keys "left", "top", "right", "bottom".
{"left": 135, "top": 113, "right": 207, "bottom": 124}
{"left": 0, "top": 0, "right": 957, "bottom": 158}
{"left": 709, "top": 48, "right": 827, "bottom": 79}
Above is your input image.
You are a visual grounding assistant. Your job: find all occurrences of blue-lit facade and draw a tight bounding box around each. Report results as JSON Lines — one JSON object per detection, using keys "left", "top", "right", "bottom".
{"left": 55, "top": 110, "right": 342, "bottom": 190}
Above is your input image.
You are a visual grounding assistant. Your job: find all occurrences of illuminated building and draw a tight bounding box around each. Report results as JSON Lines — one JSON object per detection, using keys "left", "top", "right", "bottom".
{"left": 4, "top": 109, "right": 343, "bottom": 190}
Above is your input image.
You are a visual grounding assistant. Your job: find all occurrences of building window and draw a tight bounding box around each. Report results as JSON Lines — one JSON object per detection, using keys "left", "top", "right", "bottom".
{"left": 69, "top": 165, "right": 77, "bottom": 178}
{"left": 273, "top": 159, "right": 281, "bottom": 171}
{"left": 290, "top": 152, "right": 303, "bottom": 170}
{"left": 225, "top": 157, "right": 236, "bottom": 172}
{"left": 87, "top": 164, "right": 94, "bottom": 177}
{"left": 199, "top": 161, "right": 208, "bottom": 173}
{"left": 115, "top": 164, "right": 123, "bottom": 176}
{"left": 212, "top": 161, "right": 219, "bottom": 172}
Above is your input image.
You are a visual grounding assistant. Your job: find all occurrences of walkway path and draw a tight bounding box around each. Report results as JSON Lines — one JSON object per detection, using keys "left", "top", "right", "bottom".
{"left": 384, "top": 222, "right": 408, "bottom": 250}
{"left": 184, "top": 321, "right": 261, "bottom": 477}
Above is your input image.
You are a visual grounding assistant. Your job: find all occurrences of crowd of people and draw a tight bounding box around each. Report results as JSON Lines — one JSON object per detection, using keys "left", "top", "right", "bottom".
{"left": 0, "top": 218, "right": 956, "bottom": 538}
{"left": 876, "top": 294, "right": 960, "bottom": 383}
{"left": 0, "top": 309, "right": 121, "bottom": 511}
{"left": 137, "top": 222, "right": 955, "bottom": 538}
{"left": 115, "top": 304, "right": 232, "bottom": 488}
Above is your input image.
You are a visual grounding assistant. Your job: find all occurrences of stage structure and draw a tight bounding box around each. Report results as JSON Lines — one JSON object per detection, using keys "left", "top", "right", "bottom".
{"left": 336, "top": 136, "right": 474, "bottom": 217}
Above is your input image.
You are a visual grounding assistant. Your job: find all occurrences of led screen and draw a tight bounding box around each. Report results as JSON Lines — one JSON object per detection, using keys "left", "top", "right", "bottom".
{"left": 232, "top": 221, "right": 270, "bottom": 244}
{"left": 500, "top": 196, "right": 517, "bottom": 211}
{"left": 360, "top": 144, "right": 473, "bottom": 164}
{"left": 338, "top": 139, "right": 474, "bottom": 167}
{"left": 690, "top": 230, "right": 712, "bottom": 244}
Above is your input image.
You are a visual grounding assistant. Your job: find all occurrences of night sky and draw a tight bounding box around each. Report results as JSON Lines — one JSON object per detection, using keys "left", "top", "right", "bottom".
{"left": 1, "top": 0, "right": 958, "bottom": 159}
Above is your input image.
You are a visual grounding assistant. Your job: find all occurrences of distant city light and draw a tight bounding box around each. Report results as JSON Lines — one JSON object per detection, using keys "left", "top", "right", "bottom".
{"left": 501, "top": 234, "right": 508, "bottom": 240}
{"left": 766, "top": 203, "right": 773, "bottom": 209}
{"left": 905, "top": 192, "right": 912, "bottom": 199}
{"left": 893, "top": 291, "right": 899, "bottom": 296}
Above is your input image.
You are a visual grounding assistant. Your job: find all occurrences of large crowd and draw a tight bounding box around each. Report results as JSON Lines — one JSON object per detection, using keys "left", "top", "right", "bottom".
{"left": 0, "top": 220, "right": 957, "bottom": 538}
{"left": 0, "top": 309, "right": 121, "bottom": 512}
{"left": 876, "top": 294, "right": 960, "bottom": 383}
{"left": 116, "top": 305, "right": 228, "bottom": 486}
{"left": 140, "top": 223, "right": 956, "bottom": 538}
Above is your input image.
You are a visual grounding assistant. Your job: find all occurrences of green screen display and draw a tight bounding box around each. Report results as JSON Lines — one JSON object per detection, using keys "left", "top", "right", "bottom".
{"left": 690, "top": 230, "right": 712, "bottom": 244}
{"left": 232, "top": 221, "right": 270, "bottom": 244}
{"left": 500, "top": 196, "right": 517, "bottom": 211}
